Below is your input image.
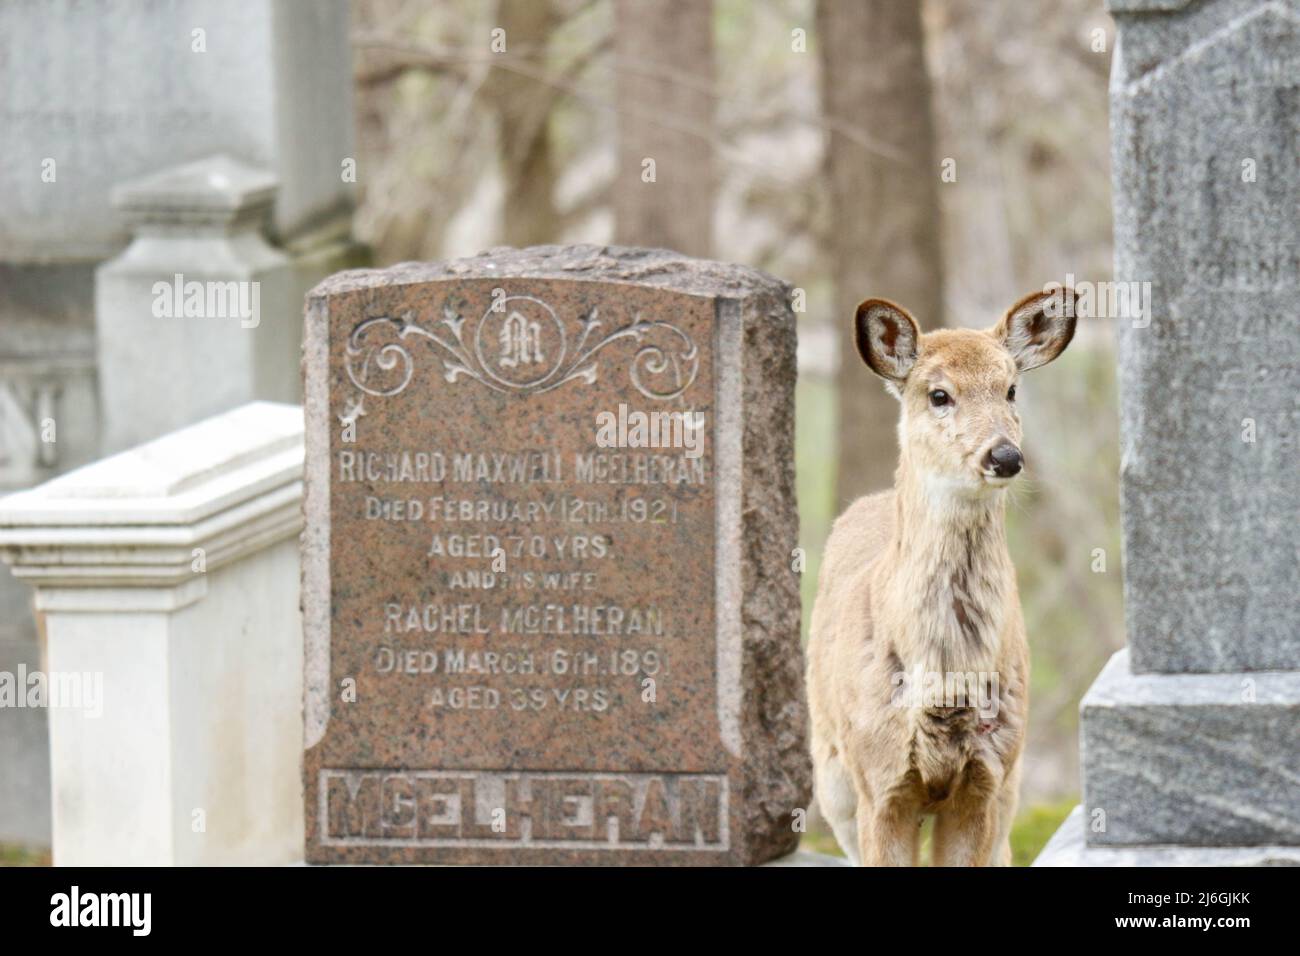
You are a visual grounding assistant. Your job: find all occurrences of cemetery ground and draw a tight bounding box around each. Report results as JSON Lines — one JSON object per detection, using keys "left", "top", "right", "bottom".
{"left": 0, "top": 812, "right": 1073, "bottom": 868}
{"left": 800, "top": 800, "right": 1076, "bottom": 867}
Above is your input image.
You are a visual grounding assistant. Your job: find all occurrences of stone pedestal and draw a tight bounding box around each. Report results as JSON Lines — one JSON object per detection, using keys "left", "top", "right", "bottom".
{"left": 1034, "top": 807, "right": 1300, "bottom": 866}
{"left": 1082, "top": 650, "right": 1300, "bottom": 847}
{"left": 96, "top": 155, "right": 297, "bottom": 454}
{"left": 0, "top": 402, "right": 305, "bottom": 865}
{"left": 1037, "top": 0, "right": 1300, "bottom": 864}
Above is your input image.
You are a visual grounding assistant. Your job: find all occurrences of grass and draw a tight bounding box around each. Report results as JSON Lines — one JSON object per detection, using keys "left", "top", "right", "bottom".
{"left": 1009, "top": 800, "right": 1076, "bottom": 866}
{"left": 0, "top": 843, "right": 51, "bottom": 866}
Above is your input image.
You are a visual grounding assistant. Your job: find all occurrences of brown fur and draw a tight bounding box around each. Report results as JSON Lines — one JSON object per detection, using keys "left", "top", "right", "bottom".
{"left": 807, "top": 290, "right": 1076, "bottom": 866}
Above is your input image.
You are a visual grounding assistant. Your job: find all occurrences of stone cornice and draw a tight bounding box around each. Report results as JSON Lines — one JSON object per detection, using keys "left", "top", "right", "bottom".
{"left": 0, "top": 402, "right": 304, "bottom": 592}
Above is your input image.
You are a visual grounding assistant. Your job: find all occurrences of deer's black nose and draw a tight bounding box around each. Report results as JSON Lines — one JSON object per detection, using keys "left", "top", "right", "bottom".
{"left": 986, "top": 443, "right": 1023, "bottom": 477}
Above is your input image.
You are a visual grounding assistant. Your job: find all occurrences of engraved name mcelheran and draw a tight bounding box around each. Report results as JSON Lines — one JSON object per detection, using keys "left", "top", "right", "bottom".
{"left": 336, "top": 448, "right": 708, "bottom": 485}
{"left": 321, "top": 770, "right": 728, "bottom": 850}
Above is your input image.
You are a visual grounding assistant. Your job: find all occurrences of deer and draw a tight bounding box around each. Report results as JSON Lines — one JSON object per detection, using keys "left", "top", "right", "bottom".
{"left": 806, "top": 288, "right": 1077, "bottom": 866}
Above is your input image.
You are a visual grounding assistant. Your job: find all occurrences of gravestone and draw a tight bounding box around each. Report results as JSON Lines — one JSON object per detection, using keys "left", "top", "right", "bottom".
{"left": 1036, "top": 0, "right": 1300, "bottom": 864}
{"left": 302, "top": 246, "right": 810, "bottom": 864}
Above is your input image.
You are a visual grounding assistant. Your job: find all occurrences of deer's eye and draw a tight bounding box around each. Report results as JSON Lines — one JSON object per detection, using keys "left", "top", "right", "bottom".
{"left": 928, "top": 389, "right": 950, "bottom": 408}
{"left": 1007, "top": 385, "right": 1017, "bottom": 401}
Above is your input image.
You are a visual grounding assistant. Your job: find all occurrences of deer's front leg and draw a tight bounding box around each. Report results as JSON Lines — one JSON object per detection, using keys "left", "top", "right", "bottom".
{"left": 932, "top": 798, "right": 998, "bottom": 866}
{"left": 990, "top": 759, "right": 1022, "bottom": 867}
{"left": 857, "top": 796, "right": 919, "bottom": 866}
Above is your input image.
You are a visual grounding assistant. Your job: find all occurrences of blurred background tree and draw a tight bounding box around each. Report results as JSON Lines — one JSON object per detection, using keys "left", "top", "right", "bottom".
{"left": 349, "top": 0, "right": 1123, "bottom": 861}
{"left": 820, "top": 0, "right": 945, "bottom": 506}
{"left": 486, "top": 0, "right": 562, "bottom": 247}
{"left": 613, "top": 0, "right": 715, "bottom": 256}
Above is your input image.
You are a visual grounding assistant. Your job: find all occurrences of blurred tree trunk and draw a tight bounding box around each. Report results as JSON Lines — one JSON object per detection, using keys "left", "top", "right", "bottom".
{"left": 488, "top": 0, "right": 560, "bottom": 247}
{"left": 820, "top": 0, "right": 945, "bottom": 507}
{"left": 612, "top": 0, "right": 714, "bottom": 257}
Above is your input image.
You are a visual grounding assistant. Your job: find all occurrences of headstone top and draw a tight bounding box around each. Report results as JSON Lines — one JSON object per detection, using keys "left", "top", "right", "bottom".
{"left": 309, "top": 244, "right": 792, "bottom": 302}
{"left": 1107, "top": 0, "right": 1194, "bottom": 12}
{"left": 1108, "top": 0, "right": 1300, "bottom": 82}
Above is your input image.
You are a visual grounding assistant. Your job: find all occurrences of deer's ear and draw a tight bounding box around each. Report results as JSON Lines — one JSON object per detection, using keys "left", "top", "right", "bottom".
{"left": 993, "top": 288, "right": 1078, "bottom": 372}
{"left": 855, "top": 299, "right": 920, "bottom": 385}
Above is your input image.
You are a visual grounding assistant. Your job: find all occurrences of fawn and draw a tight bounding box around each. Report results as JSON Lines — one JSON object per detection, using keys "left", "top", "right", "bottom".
{"left": 806, "top": 288, "right": 1077, "bottom": 866}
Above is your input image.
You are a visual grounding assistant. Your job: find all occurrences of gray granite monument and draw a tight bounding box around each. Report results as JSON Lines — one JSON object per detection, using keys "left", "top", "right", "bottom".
{"left": 1036, "top": 0, "right": 1299, "bottom": 864}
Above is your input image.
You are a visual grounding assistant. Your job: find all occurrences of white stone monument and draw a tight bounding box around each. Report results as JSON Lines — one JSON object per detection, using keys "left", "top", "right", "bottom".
{"left": 0, "top": 402, "right": 305, "bottom": 865}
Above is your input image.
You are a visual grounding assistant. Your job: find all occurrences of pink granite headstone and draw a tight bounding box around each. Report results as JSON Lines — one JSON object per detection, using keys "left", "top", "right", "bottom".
{"left": 301, "top": 246, "right": 809, "bottom": 864}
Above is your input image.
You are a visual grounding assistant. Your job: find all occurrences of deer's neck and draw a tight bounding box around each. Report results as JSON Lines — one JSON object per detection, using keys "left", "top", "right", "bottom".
{"left": 878, "top": 458, "right": 1014, "bottom": 677}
